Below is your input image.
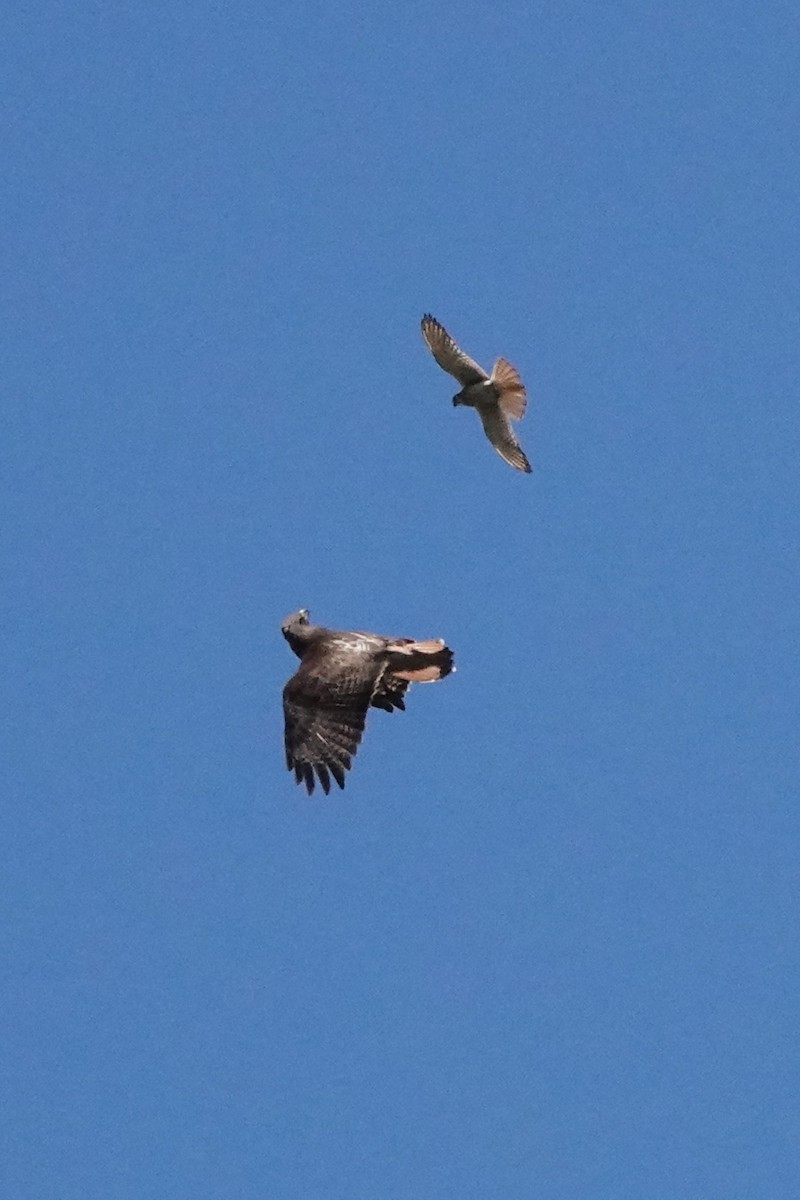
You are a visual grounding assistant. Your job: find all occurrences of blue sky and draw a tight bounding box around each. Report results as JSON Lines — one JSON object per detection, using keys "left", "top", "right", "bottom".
{"left": 3, "top": 2, "right": 798, "bottom": 1196}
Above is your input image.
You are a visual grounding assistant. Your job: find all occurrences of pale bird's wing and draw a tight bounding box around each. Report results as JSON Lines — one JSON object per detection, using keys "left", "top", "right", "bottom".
{"left": 477, "top": 403, "right": 532, "bottom": 473}
{"left": 421, "top": 314, "right": 488, "bottom": 387}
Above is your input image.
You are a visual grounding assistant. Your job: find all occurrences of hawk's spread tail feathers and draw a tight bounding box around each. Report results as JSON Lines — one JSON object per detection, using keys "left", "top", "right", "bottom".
{"left": 491, "top": 358, "right": 527, "bottom": 421}
{"left": 385, "top": 639, "right": 455, "bottom": 683}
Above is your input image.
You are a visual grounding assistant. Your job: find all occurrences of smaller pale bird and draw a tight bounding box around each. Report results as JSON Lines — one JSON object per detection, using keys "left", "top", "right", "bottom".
{"left": 421, "top": 314, "right": 532, "bottom": 473}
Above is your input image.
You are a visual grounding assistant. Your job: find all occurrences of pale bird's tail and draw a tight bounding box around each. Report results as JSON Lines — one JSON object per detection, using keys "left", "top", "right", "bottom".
{"left": 491, "top": 358, "right": 527, "bottom": 421}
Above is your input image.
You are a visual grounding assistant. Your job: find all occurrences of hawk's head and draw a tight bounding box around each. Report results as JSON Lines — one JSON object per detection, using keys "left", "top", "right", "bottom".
{"left": 282, "top": 609, "right": 315, "bottom": 657}
{"left": 282, "top": 608, "right": 309, "bottom": 633}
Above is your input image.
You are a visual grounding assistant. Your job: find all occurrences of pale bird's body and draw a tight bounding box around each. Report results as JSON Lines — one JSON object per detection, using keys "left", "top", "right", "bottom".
{"left": 421, "top": 314, "right": 532, "bottom": 474}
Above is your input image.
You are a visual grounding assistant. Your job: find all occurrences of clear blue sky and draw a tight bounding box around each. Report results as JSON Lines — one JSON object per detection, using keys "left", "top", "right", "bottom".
{"left": 4, "top": 3, "right": 798, "bottom": 1197}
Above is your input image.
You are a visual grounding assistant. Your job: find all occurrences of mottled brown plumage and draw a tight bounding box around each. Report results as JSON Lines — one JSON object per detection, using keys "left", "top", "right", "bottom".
{"left": 281, "top": 610, "right": 455, "bottom": 795}
{"left": 421, "top": 314, "right": 532, "bottom": 473}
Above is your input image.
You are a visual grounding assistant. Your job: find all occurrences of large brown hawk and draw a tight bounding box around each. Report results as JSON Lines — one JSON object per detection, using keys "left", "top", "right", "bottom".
{"left": 421, "top": 313, "right": 532, "bottom": 473}
{"left": 281, "top": 609, "right": 455, "bottom": 795}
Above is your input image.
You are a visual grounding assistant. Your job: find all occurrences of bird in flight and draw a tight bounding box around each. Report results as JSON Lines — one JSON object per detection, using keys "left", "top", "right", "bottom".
{"left": 421, "top": 314, "right": 532, "bottom": 473}
{"left": 281, "top": 610, "right": 455, "bottom": 795}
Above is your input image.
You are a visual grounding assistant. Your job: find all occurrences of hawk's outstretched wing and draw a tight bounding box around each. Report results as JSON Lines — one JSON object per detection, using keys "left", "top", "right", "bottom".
{"left": 421, "top": 314, "right": 488, "bottom": 386}
{"left": 283, "top": 641, "right": 384, "bottom": 795}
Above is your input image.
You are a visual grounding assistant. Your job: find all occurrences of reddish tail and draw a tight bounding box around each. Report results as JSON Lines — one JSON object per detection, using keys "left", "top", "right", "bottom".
{"left": 491, "top": 358, "right": 527, "bottom": 420}
{"left": 386, "top": 639, "right": 455, "bottom": 683}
